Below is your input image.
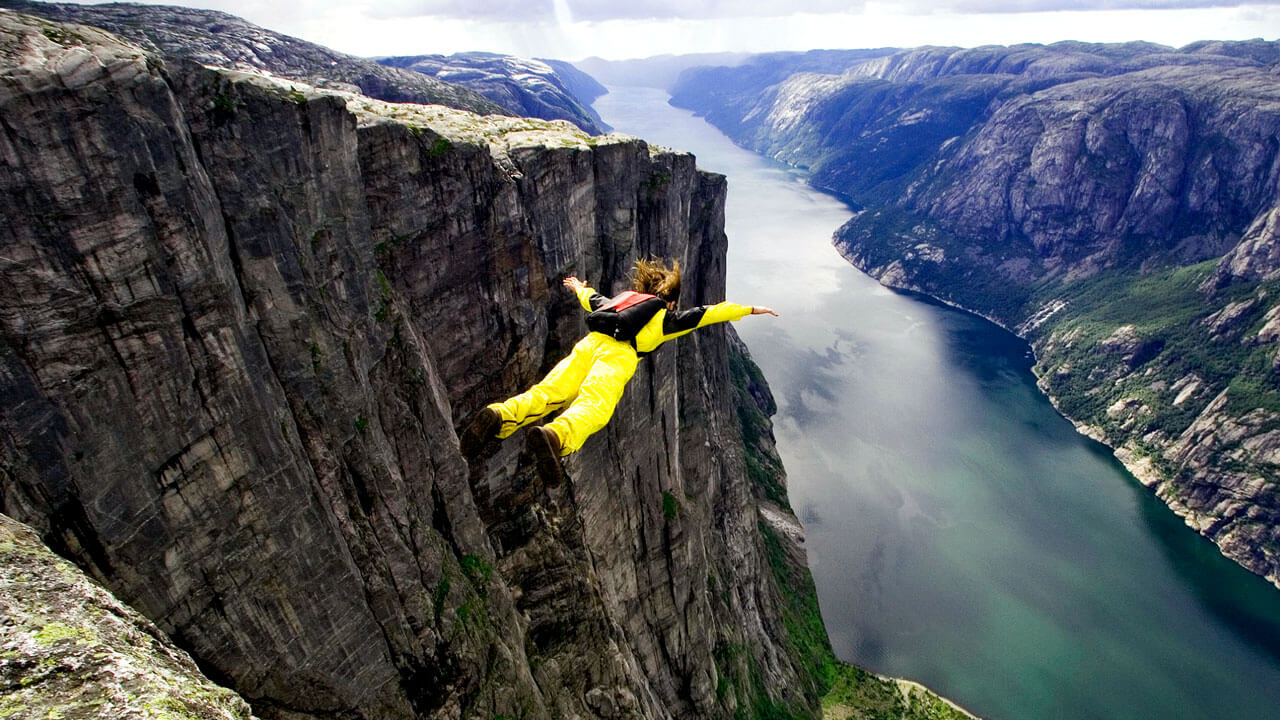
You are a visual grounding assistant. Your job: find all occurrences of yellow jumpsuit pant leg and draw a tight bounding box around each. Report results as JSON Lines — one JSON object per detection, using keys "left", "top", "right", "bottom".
{"left": 545, "top": 335, "right": 638, "bottom": 455}
{"left": 488, "top": 335, "right": 595, "bottom": 439}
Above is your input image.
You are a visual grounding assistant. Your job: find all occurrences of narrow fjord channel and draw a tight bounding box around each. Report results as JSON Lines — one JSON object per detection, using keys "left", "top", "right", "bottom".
{"left": 594, "top": 86, "right": 1280, "bottom": 720}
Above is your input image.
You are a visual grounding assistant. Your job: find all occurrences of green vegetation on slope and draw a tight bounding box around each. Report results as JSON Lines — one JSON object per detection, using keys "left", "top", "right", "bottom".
{"left": 822, "top": 664, "right": 974, "bottom": 720}
{"left": 1031, "top": 261, "right": 1280, "bottom": 445}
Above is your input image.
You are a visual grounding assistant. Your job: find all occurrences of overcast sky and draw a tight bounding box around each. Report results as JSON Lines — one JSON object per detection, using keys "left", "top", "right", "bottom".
{"left": 59, "top": 0, "right": 1280, "bottom": 59}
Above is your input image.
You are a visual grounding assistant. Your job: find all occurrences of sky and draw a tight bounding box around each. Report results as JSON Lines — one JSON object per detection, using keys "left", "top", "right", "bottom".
{"left": 58, "top": 0, "right": 1280, "bottom": 60}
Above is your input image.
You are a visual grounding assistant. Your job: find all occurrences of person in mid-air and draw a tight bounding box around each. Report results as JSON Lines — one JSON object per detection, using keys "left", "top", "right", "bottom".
{"left": 459, "top": 257, "right": 777, "bottom": 480}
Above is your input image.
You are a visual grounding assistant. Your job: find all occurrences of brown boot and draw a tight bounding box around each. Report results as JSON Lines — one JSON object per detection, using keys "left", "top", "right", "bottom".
{"left": 459, "top": 407, "right": 500, "bottom": 458}
{"left": 524, "top": 426, "right": 564, "bottom": 487}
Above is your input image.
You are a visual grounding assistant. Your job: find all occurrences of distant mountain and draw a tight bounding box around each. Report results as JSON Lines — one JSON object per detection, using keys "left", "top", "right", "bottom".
{"left": 670, "top": 41, "right": 1280, "bottom": 590}
{"left": 379, "top": 52, "right": 609, "bottom": 133}
{"left": 0, "top": 0, "right": 510, "bottom": 114}
{"left": 574, "top": 52, "right": 755, "bottom": 89}
{"left": 540, "top": 58, "right": 609, "bottom": 109}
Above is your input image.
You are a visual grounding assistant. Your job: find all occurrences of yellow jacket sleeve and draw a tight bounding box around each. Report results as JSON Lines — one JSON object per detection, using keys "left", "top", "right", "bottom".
{"left": 657, "top": 301, "right": 753, "bottom": 343}
{"left": 576, "top": 285, "right": 601, "bottom": 312}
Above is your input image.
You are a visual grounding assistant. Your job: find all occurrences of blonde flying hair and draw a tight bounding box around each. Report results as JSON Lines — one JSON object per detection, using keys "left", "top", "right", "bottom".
{"left": 631, "top": 258, "right": 681, "bottom": 303}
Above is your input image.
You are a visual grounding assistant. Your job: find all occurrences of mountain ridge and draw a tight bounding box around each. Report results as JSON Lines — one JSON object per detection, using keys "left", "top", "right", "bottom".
{"left": 667, "top": 40, "right": 1280, "bottom": 589}
{"left": 377, "top": 51, "right": 609, "bottom": 133}
{"left": 0, "top": 0, "right": 607, "bottom": 133}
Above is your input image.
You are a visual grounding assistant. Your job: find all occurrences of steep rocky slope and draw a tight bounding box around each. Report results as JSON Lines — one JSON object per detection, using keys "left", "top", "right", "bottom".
{"left": 380, "top": 52, "right": 609, "bottom": 134}
{"left": 670, "top": 42, "right": 1280, "bottom": 589}
{"left": 0, "top": 11, "right": 822, "bottom": 719}
{"left": 541, "top": 57, "right": 609, "bottom": 109}
{"left": 0, "top": 0, "right": 503, "bottom": 113}
{"left": 2, "top": 512, "right": 258, "bottom": 719}
{"left": 1, "top": 0, "right": 605, "bottom": 133}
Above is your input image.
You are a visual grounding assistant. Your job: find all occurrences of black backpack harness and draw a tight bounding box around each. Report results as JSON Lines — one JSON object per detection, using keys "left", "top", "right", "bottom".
{"left": 585, "top": 291, "right": 667, "bottom": 353}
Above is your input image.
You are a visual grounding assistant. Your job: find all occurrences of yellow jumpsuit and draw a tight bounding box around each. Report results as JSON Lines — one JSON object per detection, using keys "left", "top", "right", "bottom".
{"left": 488, "top": 285, "right": 752, "bottom": 455}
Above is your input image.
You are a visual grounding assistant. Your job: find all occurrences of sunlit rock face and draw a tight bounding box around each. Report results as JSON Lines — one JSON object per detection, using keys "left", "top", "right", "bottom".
{"left": 670, "top": 41, "right": 1280, "bottom": 589}
{"left": 1, "top": 513, "right": 260, "bottom": 720}
{"left": 0, "top": 12, "right": 817, "bottom": 720}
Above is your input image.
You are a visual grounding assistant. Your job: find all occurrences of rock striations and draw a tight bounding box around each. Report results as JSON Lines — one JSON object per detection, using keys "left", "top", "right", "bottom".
{"left": 670, "top": 42, "right": 1280, "bottom": 589}
{"left": 0, "top": 12, "right": 820, "bottom": 720}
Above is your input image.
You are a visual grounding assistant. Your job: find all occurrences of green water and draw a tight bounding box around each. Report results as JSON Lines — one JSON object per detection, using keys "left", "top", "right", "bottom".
{"left": 596, "top": 86, "right": 1280, "bottom": 720}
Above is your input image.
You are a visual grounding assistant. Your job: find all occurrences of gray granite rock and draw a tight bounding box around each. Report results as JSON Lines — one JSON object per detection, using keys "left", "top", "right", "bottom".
{"left": 1, "top": 512, "right": 258, "bottom": 720}
{"left": 5, "top": 1, "right": 612, "bottom": 134}
{"left": 0, "top": 11, "right": 818, "bottom": 719}
{"left": 379, "top": 52, "right": 610, "bottom": 134}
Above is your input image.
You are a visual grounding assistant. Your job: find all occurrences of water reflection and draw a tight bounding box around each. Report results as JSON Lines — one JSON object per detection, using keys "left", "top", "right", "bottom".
{"left": 594, "top": 85, "right": 1280, "bottom": 720}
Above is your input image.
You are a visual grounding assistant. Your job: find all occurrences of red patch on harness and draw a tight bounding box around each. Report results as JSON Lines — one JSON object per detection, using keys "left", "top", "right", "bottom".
{"left": 599, "top": 291, "right": 657, "bottom": 312}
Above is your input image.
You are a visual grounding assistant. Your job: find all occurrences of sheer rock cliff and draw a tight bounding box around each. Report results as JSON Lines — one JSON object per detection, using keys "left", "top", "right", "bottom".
{"left": 0, "top": 13, "right": 818, "bottom": 719}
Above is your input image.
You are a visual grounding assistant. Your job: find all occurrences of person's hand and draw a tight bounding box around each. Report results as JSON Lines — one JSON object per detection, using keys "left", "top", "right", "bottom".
{"left": 563, "top": 276, "right": 587, "bottom": 292}
{"left": 750, "top": 306, "right": 778, "bottom": 316}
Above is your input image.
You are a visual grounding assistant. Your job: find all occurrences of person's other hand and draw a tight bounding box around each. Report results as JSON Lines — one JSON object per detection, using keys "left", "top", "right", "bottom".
{"left": 563, "top": 276, "right": 587, "bottom": 291}
{"left": 750, "top": 306, "right": 779, "bottom": 316}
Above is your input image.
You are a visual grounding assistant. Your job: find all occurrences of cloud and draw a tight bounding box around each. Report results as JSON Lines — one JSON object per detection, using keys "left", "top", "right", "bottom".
{"left": 905, "top": 0, "right": 1280, "bottom": 12}
{"left": 365, "top": 0, "right": 553, "bottom": 22}
{"left": 366, "top": 0, "right": 867, "bottom": 22}
{"left": 365, "top": 0, "right": 1279, "bottom": 23}
{"left": 61, "top": 0, "right": 1280, "bottom": 60}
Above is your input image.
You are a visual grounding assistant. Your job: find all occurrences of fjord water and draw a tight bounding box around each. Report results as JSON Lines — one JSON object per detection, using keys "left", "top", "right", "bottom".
{"left": 594, "top": 86, "right": 1280, "bottom": 720}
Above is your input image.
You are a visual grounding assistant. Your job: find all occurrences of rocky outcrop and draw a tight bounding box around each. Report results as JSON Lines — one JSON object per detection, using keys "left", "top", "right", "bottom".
{"left": 669, "top": 41, "right": 1280, "bottom": 588}
{"left": 0, "top": 0, "right": 506, "bottom": 114}
{"left": 0, "top": 12, "right": 819, "bottom": 719}
{"left": 380, "top": 53, "right": 609, "bottom": 134}
{"left": 1206, "top": 206, "right": 1280, "bottom": 289}
{"left": 1, "top": 512, "right": 258, "bottom": 719}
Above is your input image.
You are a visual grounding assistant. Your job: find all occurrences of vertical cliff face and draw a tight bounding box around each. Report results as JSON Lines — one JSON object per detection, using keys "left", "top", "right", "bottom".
{"left": 0, "top": 13, "right": 816, "bottom": 720}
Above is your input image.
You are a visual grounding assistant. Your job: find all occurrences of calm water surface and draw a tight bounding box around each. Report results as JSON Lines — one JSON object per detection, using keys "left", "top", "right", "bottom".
{"left": 595, "top": 86, "right": 1280, "bottom": 720}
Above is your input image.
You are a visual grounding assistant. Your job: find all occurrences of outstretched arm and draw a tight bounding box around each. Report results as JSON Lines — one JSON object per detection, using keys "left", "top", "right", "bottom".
{"left": 660, "top": 301, "right": 779, "bottom": 341}
{"left": 564, "top": 275, "right": 608, "bottom": 311}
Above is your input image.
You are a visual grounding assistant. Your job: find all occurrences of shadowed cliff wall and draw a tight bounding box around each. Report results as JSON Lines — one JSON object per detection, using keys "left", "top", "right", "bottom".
{"left": 0, "top": 13, "right": 816, "bottom": 719}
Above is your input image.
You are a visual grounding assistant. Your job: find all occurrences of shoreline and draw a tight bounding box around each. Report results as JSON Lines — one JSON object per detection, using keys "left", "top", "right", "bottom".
{"left": 838, "top": 251, "right": 1280, "bottom": 593}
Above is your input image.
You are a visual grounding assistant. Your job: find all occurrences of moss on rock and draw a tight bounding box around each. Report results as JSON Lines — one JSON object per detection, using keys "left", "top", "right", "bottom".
{"left": 0, "top": 514, "right": 257, "bottom": 720}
